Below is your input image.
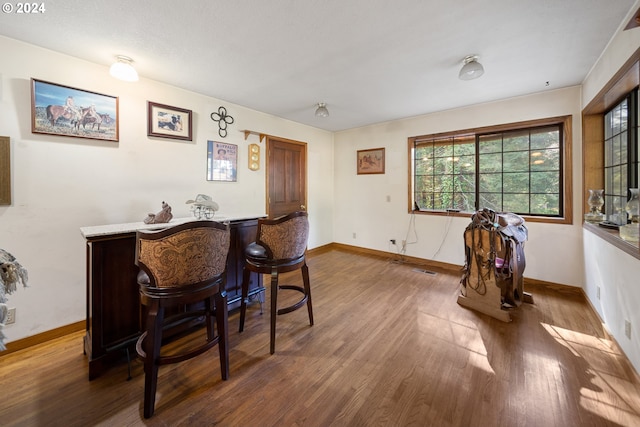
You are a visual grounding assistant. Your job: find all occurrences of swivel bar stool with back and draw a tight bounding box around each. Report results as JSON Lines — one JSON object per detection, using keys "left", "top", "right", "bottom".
{"left": 239, "top": 211, "right": 313, "bottom": 354}
{"left": 135, "top": 220, "right": 230, "bottom": 418}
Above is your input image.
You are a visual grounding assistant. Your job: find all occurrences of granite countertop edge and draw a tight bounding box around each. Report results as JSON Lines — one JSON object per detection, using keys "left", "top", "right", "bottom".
{"left": 80, "top": 214, "right": 267, "bottom": 238}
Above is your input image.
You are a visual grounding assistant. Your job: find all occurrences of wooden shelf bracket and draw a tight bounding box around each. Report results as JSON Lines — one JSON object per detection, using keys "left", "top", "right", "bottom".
{"left": 242, "top": 130, "right": 266, "bottom": 143}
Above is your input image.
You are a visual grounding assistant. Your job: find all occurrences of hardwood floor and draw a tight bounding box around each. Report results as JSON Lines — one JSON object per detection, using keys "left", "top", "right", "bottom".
{"left": 1, "top": 248, "right": 640, "bottom": 426}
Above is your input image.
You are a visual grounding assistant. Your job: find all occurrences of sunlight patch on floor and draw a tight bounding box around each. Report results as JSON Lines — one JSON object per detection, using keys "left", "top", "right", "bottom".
{"left": 580, "top": 380, "right": 640, "bottom": 426}
{"left": 417, "top": 310, "right": 494, "bottom": 374}
{"left": 542, "top": 322, "right": 640, "bottom": 425}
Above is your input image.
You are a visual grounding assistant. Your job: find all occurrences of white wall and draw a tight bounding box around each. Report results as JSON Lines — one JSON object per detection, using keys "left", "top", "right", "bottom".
{"left": 581, "top": 1, "right": 640, "bottom": 372}
{"left": 582, "top": 0, "right": 640, "bottom": 110}
{"left": 0, "top": 36, "right": 334, "bottom": 343}
{"left": 583, "top": 232, "right": 640, "bottom": 369}
{"left": 334, "top": 86, "right": 584, "bottom": 287}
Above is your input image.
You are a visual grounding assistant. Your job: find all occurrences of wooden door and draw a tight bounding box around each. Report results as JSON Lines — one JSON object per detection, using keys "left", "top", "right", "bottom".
{"left": 266, "top": 136, "right": 307, "bottom": 218}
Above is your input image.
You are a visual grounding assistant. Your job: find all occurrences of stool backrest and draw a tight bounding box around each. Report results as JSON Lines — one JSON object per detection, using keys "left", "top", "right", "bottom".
{"left": 257, "top": 211, "right": 309, "bottom": 261}
{"left": 136, "top": 220, "right": 230, "bottom": 288}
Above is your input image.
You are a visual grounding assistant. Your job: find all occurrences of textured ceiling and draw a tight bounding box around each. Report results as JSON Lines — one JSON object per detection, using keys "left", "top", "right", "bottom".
{"left": 0, "top": 0, "right": 637, "bottom": 131}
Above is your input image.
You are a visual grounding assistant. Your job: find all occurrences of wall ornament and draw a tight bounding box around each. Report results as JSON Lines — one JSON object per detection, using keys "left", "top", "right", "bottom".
{"left": 210, "top": 106, "right": 234, "bottom": 138}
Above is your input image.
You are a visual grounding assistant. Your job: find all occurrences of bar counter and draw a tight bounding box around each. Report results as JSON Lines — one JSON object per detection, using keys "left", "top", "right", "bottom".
{"left": 81, "top": 214, "right": 265, "bottom": 380}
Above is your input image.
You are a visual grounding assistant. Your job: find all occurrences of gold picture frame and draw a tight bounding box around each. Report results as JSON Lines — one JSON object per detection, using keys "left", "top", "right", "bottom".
{"left": 357, "top": 148, "right": 385, "bottom": 175}
{"left": 0, "top": 136, "right": 10, "bottom": 205}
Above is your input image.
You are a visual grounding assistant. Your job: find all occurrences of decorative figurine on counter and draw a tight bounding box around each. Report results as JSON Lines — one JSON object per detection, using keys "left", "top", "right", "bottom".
{"left": 144, "top": 201, "right": 173, "bottom": 224}
{"left": 186, "top": 194, "right": 219, "bottom": 219}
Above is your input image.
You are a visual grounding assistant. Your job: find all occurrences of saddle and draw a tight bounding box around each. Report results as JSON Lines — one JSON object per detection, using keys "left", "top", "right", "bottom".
{"left": 143, "top": 201, "right": 173, "bottom": 225}
{"left": 461, "top": 208, "right": 527, "bottom": 308}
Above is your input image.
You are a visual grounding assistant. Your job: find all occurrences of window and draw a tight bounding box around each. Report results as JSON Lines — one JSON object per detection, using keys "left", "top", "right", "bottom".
{"left": 582, "top": 51, "right": 639, "bottom": 258}
{"left": 409, "top": 116, "right": 571, "bottom": 222}
{"left": 603, "top": 90, "right": 638, "bottom": 223}
{"left": 413, "top": 135, "right": 476, "bottom": 211}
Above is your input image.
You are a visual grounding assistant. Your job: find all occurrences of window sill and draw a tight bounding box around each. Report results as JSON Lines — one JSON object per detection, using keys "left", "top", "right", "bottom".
{"left": 583, "top": 221, "right": 640, "bottom": 260}
{"left": 412, "top": 209, "right": 571, "bottom": 225}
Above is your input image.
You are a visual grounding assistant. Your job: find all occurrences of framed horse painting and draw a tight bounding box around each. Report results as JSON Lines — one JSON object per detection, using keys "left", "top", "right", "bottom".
{"left": 30, "top": 79, "right": 119, "bottom": 142}
{"left": 357, "top": 147, "right": 385, "bottom": 175}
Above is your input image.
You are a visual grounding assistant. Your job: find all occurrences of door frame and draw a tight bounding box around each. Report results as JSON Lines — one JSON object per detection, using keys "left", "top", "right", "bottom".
{"left": 265, "top": 135, "right": 308, "bottom": 218}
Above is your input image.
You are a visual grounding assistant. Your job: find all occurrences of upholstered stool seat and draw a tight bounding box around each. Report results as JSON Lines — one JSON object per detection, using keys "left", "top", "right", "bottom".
{"left": 239, "top": 211, "right": 313, "bottom": 354}
{"left": 135, "top": 220, "right": 230, "bottom": 418}
{"left": 245, "top": 242, "right": 268, "bottom": 260}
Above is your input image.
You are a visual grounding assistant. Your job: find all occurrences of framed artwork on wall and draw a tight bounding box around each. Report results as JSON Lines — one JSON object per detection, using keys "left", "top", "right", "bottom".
{"left": 147, "top": 102, "right": 193, "bottom": 141}
{"left": 357, "top": 147, "right": 385, "bottom": 174}
{"left": 31, "top": 79, "right": 119, "bottom": 142}
{"left": 207, "top": 140, "right": 238, "bottom": 182}
{"left": 0, "top": 136, "right": 10, "bottom": 205}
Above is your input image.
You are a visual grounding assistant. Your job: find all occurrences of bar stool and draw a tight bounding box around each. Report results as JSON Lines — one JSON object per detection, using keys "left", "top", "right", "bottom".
{"left": 239, "top": 211, "right": 313, "bottom": 354}
{"left": 135, "top": 220, "right": 230, "bottom": 418}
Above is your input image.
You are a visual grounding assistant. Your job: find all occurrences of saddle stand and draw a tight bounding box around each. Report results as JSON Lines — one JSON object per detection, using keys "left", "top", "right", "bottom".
{"left": 457, "top": 209, "right": 533, "bottom": 322}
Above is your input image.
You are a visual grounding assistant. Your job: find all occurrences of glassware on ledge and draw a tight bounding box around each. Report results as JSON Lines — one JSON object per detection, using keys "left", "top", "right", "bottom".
{"left": 620, "top": 188, "right": 639, "bottom": 243}
{"left": 584, "top": 189, "right": 605, "bottom": 223}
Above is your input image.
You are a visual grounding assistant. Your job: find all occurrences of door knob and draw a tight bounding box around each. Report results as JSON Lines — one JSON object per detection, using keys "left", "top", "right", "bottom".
{"left": 300, "top": 205, "right": 306, "bottom": 211}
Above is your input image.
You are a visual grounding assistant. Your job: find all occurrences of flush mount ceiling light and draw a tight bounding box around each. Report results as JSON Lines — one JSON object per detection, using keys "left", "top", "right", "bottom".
{"left": 458, "top": 55, "right": 484, "bottom": 81}
{"left": 109, "top": 55, "right": 139, "bottom": 82}
{"left": 315, "top": 102, "right": 329, "bottom": 117}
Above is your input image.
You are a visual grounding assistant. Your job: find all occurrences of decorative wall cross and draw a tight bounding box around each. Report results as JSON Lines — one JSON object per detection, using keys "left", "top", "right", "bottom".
{"left": 210, "top": 106, "right": 234, "bottom": 138}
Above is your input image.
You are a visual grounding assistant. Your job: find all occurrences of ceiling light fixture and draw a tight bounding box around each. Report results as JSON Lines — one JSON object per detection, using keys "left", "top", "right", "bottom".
{"left": 458, "top": 55, "right": 484, "bottom": 81}
{"left": 109, "top": 55, "right": 139, "bottom": 82}
{"left": 315, "top": 102, "right": 329, "bottom": 117}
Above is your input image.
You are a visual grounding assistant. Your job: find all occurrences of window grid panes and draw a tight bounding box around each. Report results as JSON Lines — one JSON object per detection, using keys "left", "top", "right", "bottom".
{"left": 604, "top": 91, "right": 638, "bottom": 223}
{"left": 413, "top": 135, "right": 476, "bottom": 211}
{"left": 411, "top": 122, "right": 563, "bottom": 217}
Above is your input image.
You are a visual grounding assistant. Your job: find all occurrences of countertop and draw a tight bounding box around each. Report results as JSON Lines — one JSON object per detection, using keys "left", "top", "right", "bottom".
{"left": 80, "top": 213, "right": 266, "bottom": 239}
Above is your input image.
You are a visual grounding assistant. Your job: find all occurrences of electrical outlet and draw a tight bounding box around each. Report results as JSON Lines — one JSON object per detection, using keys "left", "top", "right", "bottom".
{"left": 6, "top": 307, "right": 16, "bottom": 324}
{"left": 352, "top": 232, "right": 356, "bottom": 239}
{"left": 625, "top": 320, "right": 631, "bottom": 339}
{"left": 390, "top": 239, "right": 396, "bottom": 245}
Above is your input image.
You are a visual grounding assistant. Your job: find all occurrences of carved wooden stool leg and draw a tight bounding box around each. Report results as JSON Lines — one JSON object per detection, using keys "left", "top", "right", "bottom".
{"left": 270, "top": 268, "right": 279, "bottom": 355}
{"left": 302, "top": 262, "right": 313, "bottom": 326}
{"left": 238, "top": 267, "right": 251, "bottom": 332}
{"left": 205, "top": 296, "right": 215, "bottom": 341}
{"left": 216, "top": 291, "right": 229, "bottom": 379}
{"left": 143, "top": 304, "right": 164, "bottom": 419}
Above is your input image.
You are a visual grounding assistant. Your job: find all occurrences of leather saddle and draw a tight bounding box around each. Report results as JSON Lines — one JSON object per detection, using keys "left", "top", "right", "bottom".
{"left": 496, "top": 212, "right": 528, "bottom": 243}
{"left": 464, "top": 208, "right": 527, "bottom": 307}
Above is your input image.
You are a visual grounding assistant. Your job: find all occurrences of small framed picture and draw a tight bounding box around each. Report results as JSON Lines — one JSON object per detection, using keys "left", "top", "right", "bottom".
{"left": 357, "top": 148, "right": 385, "bottom": 174}
{"left": 207, "top": 141, "right": 238, "bottom": 182}
{"left": 0, "top": 136, "right": 10, "bottom": 205}
{"left": 147, "top": 102, "right": 192, "bottom": 141}
{"left": 31, "top": 78, "right": 119, "bottom": 142}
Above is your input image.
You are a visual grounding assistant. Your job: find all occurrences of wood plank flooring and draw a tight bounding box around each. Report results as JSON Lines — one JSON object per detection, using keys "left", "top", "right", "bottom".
{"left": 1, "top": 248, "right": 640, "bottom": 426}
